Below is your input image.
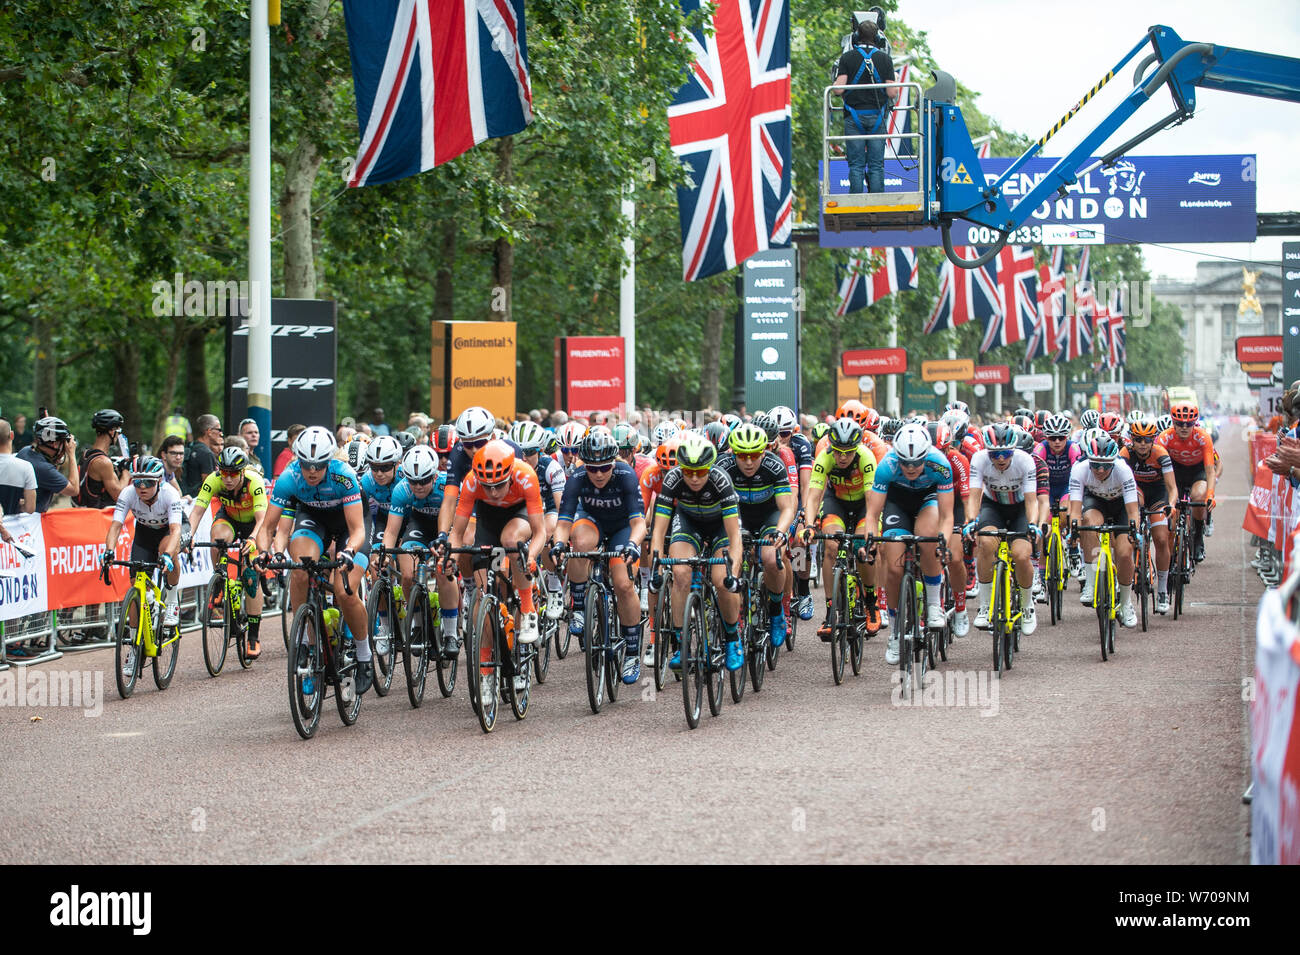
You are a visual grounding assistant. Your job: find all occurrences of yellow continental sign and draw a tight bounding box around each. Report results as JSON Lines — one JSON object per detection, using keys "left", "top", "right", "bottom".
{"left": 431, "top": 321, "right": 517, "bottom": 421}
{"left": 1241, "top": 362, "right": 1275, "bottom": 373}
{"left": 921, "top": 359, "right": 975, "bottom": 382}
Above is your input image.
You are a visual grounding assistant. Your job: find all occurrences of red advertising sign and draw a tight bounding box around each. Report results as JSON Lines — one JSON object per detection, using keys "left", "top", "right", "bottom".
{"left": 972, "top": 364, "right": 1010, "bottom": 385}
{"left": 555, "top": 336, "right": 626, "bottom": 418}
{"left": 1237, "top": 335, "right": 1282, "bottom": 364}
{"left": 41, "top": 508, "right": 130, "bottom": 609}
{"left": 841, "top": 347, "right": 906, "bottom": 376}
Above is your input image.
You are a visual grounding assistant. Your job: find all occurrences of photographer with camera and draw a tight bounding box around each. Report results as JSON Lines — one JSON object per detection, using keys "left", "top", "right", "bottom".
{"left": 77, "top": 408, "right": 129, "bottom": 508}
{"left": 832, "top": 8, "right": 897, "bottom": 195}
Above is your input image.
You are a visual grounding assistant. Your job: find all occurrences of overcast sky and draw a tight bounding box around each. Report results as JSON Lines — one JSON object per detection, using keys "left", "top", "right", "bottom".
{"left": 897, "top": 0, "right": 1300, "bottom": 280}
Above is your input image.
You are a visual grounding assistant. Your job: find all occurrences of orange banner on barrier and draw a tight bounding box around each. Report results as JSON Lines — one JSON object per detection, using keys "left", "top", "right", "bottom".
{"left": 41, "top": 508, "right": 132, "bottom": 610}
{"left": 1251, "top": 432, "right": 1277, "bottom": 475}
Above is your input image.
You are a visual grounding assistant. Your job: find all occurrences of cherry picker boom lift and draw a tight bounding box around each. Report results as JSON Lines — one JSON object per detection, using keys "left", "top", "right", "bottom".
{"left": 821, "top": 24, "right": 1300, "bottom": 267}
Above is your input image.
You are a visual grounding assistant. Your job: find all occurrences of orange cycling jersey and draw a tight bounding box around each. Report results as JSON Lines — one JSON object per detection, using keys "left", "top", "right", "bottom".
{"left": 1121, "top": 443, "right": 1173, "bottom": 484}
{"left": 454, "top": 460, "right": 544, "bottom": 519}
{"left": 639, "top": 462, "right": 664, "bottom": 511}
{"left": 1157, "top": 427, "right": 1215, "bottom": 469}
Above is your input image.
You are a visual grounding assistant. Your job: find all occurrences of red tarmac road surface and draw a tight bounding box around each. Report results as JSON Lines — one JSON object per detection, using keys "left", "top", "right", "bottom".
{"left": 1, "top": 426, "right": 1258, "bottom": 864}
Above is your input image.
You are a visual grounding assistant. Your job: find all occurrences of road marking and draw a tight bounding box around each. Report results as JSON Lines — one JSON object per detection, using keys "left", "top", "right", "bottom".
{"left": 104, "top": 732, "right": 143, "bottom": 738}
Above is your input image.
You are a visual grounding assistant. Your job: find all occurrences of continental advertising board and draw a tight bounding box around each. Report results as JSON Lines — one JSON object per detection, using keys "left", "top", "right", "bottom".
{"left": 431, "top": 321, "right": 516, "bottom": 422}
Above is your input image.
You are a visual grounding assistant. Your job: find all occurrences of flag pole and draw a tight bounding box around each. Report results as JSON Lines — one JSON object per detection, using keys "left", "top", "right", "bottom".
{"left": 620, "top": 188, "right": 636, "bottom": 418}
{"left": 248, "top": 0, "right": 273, "bottom": 467}
{"left": 886, "top": 298, "right": 898, "bottom": 416}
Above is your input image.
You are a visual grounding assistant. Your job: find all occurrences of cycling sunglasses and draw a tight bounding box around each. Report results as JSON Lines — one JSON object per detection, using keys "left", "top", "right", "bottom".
{"left": 778, "top": 430, "right": 794, "bottom": 438}
{"left": 461, "top": 437, "right": 489, "bottom": 450}
{"left": 585, "top": 464, "right": 613, "bottom": 474}
{"left": 300, "top": 461, "right": 327, "bottom": 472}
{"left": 1089, "top": 462, "right": 1114, "bottom": 472}
{"left": 132, "top": 478, "right": 159, "bottom": 489}
{"left": 681, "top": 466, "right": 711, "bottom": 477}
{"left": 989, "top": 449, "right": 1015, "bottom": 460}
{"left": 218, "top": 468, "right": 244, "bottom": 477}
{"left": 735, "top": 451, "right": 764, "bottom": 462}
{"left": 409, "top": 476, "right": 433, "bottom": 487}
{"left": 1046, "top": 435, "right": 1069, "bottom": 441}
{"left": 370, "top": 464, "right": 395, "bottom": 473}
{"left": 480, "top": 478, "right": 510, "bottom": 491}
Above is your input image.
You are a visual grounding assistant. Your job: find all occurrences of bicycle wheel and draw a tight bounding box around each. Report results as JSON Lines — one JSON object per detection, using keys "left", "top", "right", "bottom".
{"left": 1138, "top": 537, "right": 1150, "bottom": 633}
{"left": 729, "top": 584, "right": 747, "bottom": 704}
{"left": 287, "top": 604, "right": 322, "bottom": 739}
{"left": 507, "top": 640, "right": 531, "bottom": 721}
{"left": 749, "top": 592, "right": 768, "bottom": 692}
{"left": 1052, "top": 539, "right": 1065, "bottom": 624}
{"left": 682, "top": 592, "right": 704, "bottom": 729}
{"left": 653, "top": 582, "right": 673, "bottom": 691}
{"left": 936, "top": 571, "right": 952, "bottom": 663}
{"left": 153, "top": 621, "right": 180, "bottom": 690}
{"left": 830, "top": 566, "right": 848, "bottom": 686}
{"left": 605, "top": 596, "right": 624, "bottom": 705}
{"left": 705, "top": 598, "right": 725, "bottom": 717}
{"left": 404, "top": 587, "right": 430, "bottom": 708}
{"left": 1096, "top": 553, "right": 1111, "bottom": 662}
{"left": 277, "top": 573, "right": 290, "bottom": 650}
{"left": 583, "top": 585, "right": 607, "bottom": 714}
{"left": 114, "top": 589, "right": 142, "bottom": 699}
{"left": 991, "top": 566, "right": 1005, "bottom": 675}
{"left": 333, "top": 636, "right": 362, "bottom": 727}
{"left": 435, "top": 604, "right": 459, "bottom": 699}
{"left": 1046, "top": 536, "right": 1061, "bottom": 627}
{"left": 201, "top": 574, "right": 228, "bottom": 677}
{"left": 848, "top": 576, "right": 864, "bottom": 677}
{"left": 471, "top": 596, "right": 499, "bottom": 733}
{"left": 1003, "top": 588, "right": 1015, "bottom": 671}
{"left": 898, "top": 571, "right": 916, "bottom": 701}
{"left": 533, "top": 609, "right": 552, "bottom": 684}
{"left": 366, "top": 577, "right": 397, "bottom": 697}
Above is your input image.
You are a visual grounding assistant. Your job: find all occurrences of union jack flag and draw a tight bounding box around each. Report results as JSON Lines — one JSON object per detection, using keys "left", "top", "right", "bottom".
{"left": 1055, "top": 262, "right": 1093, "bottom": 364}
{"left": 668, "top": 0, "right": 792, "bottom": 281}
{"left": 980, "top": 245, "right": 1037, "bottom": 353}
{"left": 1099, "top": 286, "right": 1127, "bottom": 369}
{"left": 1025, "top": 247, "right": 1065, "bottom": 364}
{"left": 924, "top": 246, "right": 998, "bottom": 334}
{"left": 342, "top": 0, "right": 533, "bottom": 188}
{"left": 835, "top": 247, "right": 918, "bottom": 316}
{"left": 886, "top": 62, "right": 912, "bottom": 158}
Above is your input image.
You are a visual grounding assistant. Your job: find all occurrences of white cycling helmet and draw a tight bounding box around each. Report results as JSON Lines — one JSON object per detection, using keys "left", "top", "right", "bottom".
{"left": 366, "top": 435, "right": 403, "bottom": 467}
{"left": 940, "top": 409, "right": 968, "bottom": 439}
{"left": 293, "top": 426, "right": 336, "bottom": 465}
{"left": 509, "top": 420, "right": 546, "bottom": 454}
{"left": 1125, "top": 409, "right": 1145, "bottom": 425}
{"left": 769, "top": 406, "right": 797, "bottom": 431}
{"left": 344, "top": 438, "right": 369, "bottom": 474}
{"left": 403, "top": 446, "right": 439, "bottom": 482}
{"left": 455, "top": 406, "right": 495, "bottom": 442}
{"left": 893, "top": 423, "right": 933, "bottom": 464}
{"left": 651, "top": 422, "right": 677, "bottom": 447}
{"left": 945, "top": 400, "right": 970, "bottom": 416}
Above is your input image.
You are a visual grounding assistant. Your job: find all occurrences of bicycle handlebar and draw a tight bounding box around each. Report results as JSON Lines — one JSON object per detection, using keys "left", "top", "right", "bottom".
{"left": 261, "top": 556, "right": 354, "bottom": 596}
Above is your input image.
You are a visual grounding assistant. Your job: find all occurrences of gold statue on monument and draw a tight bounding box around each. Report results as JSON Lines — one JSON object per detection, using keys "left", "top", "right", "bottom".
{"left": 1239, "top": 266, "right": 1263, "bottom": 316}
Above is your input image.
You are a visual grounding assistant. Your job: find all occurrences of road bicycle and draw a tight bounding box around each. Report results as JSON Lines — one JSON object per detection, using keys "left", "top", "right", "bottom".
{"left": 652, "top": 552, "right": 733, "bottom": 730}
{"left": 1169, "top": 497, "right": 1208, "bottom": 620}
{"left": 561, "top": 547, "right": 638, "bottom": 715}
{"left": 102, "top": 558, "right": 181, "bottom": 699}
{"left": 879, "top": 533, "right": 950, "bottom": 703}
{"left": 975, "top": 529, "right": 1033, "bottom": 676}
{"left": 194, "top": 540, "right": 258, "bottom": 676}
{"left": 265, "top": 555, "right": 360, "bottom": 739}
{"left": 1044, "top": 503, "right": 1069, "bottom": 626}
{"left": 1075, "top": 520, "right": 1137, "bottom": 662}
{"left": 1134, "top": 504, "right": 1168, "bottom": 632}
{"left": 807, "top": 530, "right": 868, "bottom": 686}
{"left": 736, "top": 533, "right": 785, "bottom": 697}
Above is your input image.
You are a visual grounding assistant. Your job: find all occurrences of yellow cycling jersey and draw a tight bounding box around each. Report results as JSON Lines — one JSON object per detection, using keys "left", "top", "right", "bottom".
{"left": 809, "top": 446, "right": 877, "bottom": 502}
{"left": 195, "top": 470, "right": 268, "bottom": 523}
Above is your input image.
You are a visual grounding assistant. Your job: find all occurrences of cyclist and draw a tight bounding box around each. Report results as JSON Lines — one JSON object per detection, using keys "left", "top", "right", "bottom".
{"left": 1070, "top": 433, "right": 1141, "bottom": 626}
{"left": 380, "top": 445, "right": 457, "bottom": 635}
{"left": 361, "top": 435, "right": 404, "bottom": 545}
{"left": 702, "top": 420, "right": 731, "bottom": 451}
{"left": 1159, "top": 402, "right": 1215, "bottom": 563}
{"left": 431, "top": 425, "right": 457, "bottom": 468}
{"left": 650, "top": 432, "right": 744, "bottom": 672}
{"left": 716, "top": 422, "right": 797, "bottom": 648}
{"left": 865, "top": 423, "right": 955, "bottom": 663}
{"left": 803, "top": 417, "right": 880, "bottom": 640}
{"left": 1014, "top": 426, "right": 1051, "bottom": 601}
{"left": 929, "top": 418, "right": 970, "bottom": 637}
{"left": 1099, "top": 411, "right": 1127, "bottom": 449}
{"left": 101, "top": 457, "right": 184, "bottom": 642}
{"left": 259, "top": 426, "right": 375, "bottom": 694}
{"left": 187, "top": 446, "right": 270, "bottom": 657}
{"left": 1122, "top": 415, "right": 1177, "bottom": 614}
{"left": 1072, "top": 408, "right": 1101, "bottom": 444}
{"left": 612, "top": 423, "right": 651, "bottom": 480}
{"left": 556, "top": 421, "right": 587, "bottom": 474}
{"left": 965, "top": 422, "right": 1039, "bottom": 636}
{"left": 1037, "top": 412, "right": 1084, "bottom": 577}
{"left": 447, "top": 440, "right": 548, "bottom": 696}
{"left": 551, "top": 430, "right": 647, "bottom": 683}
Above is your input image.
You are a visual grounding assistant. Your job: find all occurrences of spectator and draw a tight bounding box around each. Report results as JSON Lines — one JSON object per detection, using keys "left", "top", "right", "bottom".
{"left": 17, "top": 416, "right": 79, "bottom": 512}
{"left": 529, "top": 409, "right": 543, "bottom": 423}
{"left": 0, "top": 419, "right": 37, "bottom": 515}
{"left": 337, "top": 425, "right": 356, "bottom": 445}
{"left": 159, "top": 434, "right": 186, "bottom": 496}
{"left": 237, "top": 418, "right": 265, "bottom": 473}
{"left": 551, "top": 410, "right": 568, "bottom": 428}
{"left": 11, "top": 413, "right": 33, "bottom": 452}
{"left": 370, "top": 407, "right": 391, "bottom": 436}
{"left": 163, "top": 408, "right": 193, "bottom": 444}
{"left": 77, "top": 409, "right": 127, "bottom": 508}
{"left": 182, "top": 413, "right": 223, "bottom": 496}
{"left": 275, "top": 424, "right": 305, "bottom": 478}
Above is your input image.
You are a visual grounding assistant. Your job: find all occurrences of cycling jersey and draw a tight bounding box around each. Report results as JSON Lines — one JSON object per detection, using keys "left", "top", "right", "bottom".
{"left": 871, "top": 448, "right": 955, "bottom": 496}
{"left": 632, "top": 453, "right": 653, "bottom": 480}
{"left": 361, "top": 469, "right": 401, "bottom": 525}
{"left": 810, "top": 445, "right": 878, "bottom": 502}
{"left": 557, "top": 460, "right": 642, "bottom": 532}
{"left": 862, "top": 430, "right": 890, "bottom": 465}
{"left": 271, "top": 460, "right": 364, "bottom": 512}
{"left": 194, "top": 470, "right": 268, "bottom": 524}
{"left": 654, "top": 467, "right": 740, "bottom": 529}
{"left": 1032, "top": 451, "right": 1050, "bottom": 496}
{"left": 944, "top": 447, "right": 970, "bottom": 523}
{"left": 1157, "top": 426, "right": 1215, "bottom": 470}
{"left": 968, "top": 449, "right": 1036, "bottom": 505}
{"left": 454, "top": 460, "right": 545, "bottom": 521}
{"left": 1068, "top": 459, "right": 1138, "bottom": 504}
{"left": 787, "top": 433, "right": 814, "bottom": 476}
{"left": 716, "top": 450, "right": 792, "bottom": 531}
{"left": 1035, "top": 439, "right": 1082, "bottom": 499}
{"left": 639, "top": 462, "right": 665, "bottom": 512}
{"left": 1122, "top": 444, "right": 1174, "bottom": 485}
{"left": 113, "top": 483, "right": 184, "bottom": 530}
{"left": 388, "top": 472, "right": 447, "bottom": 521}
{"left": 774, "top": 444, "right": 798, "bottom": 491}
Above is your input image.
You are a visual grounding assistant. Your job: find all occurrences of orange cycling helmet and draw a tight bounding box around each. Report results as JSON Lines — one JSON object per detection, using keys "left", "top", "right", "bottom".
{"left": 859, "top": 406, "right": 880, "bottom": 432}
{"left": 656, "top": 436, "right": 679, "bottom": 470}
{"left": 1129, "top": 415, "right": 1160, "bottom": 439}
{"left": 836, "top": 398, "right": 866, "bottom": 421}
{"left": 472, "top": 440, "right": 515, "bottom": 484}
{"left": 1169, "top": 402, "right": 1198, "bottom": 424}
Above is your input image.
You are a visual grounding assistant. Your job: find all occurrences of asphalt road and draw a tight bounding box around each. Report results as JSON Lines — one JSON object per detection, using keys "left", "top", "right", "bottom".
{"left": 1, "top": 425, "right": 1259, "bottom": 864}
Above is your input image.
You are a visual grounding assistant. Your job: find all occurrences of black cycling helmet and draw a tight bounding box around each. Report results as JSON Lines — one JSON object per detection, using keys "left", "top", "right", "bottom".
{"left": 879, "top": 417, "right": 902, "bottom": 441}
{"left": 1013, "top": 427, "right": 1035, "bottom": 452}
{"left": 92, "top": 409, "right": 125, "bottom": 433}
{"left": 702, "top": 420, "right": 730, "bottom": 450}
{"left": 394, "top": 430, "right": 416, "bottom": 452}
{"left": 752, "top": 412, "right": 779, "bottom": 443}
{"left": 579, "top": 430, "right": 618, "bottom": 465}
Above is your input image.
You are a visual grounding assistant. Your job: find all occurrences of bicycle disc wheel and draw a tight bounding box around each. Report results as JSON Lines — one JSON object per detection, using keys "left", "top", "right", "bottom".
{"left": 705, "top": 600, "right": 725, "bottom": 717}
{"left": 472, "top": 597, "right": 499, "bottom": 733}
{"left": 403, "top": 588, "right": 430, "bottom": 708}
{"left": 653, "top": 584, "right": 672, "bottom": 691}
{"left": 114, "top": 589, "right": 142, "bottom": 699}
{"left": 830, "top": 567, "right": 847, "bottom": 686}
{"left": 583, "top": 586, "right": 607, "bottom": 714}
{"left": 366, "top": 578, "right": 397, "bottom": 697}
{"left": 1097, "top": 554, "right": 1111, "bottom": 662}
{"left": 287, "top": 604, "right": 322, "bottom": 739}
{"left": 200, "top": 575, "right": 228, "bottom": 677}
{"left": 153, "top": 622, "right": 180, "bottom": 689}
{"left": 682, "top": 593, "right": 704, "bottom": 729}
{"left": 991, "top": 568, "right": 1004, "bottom": 675}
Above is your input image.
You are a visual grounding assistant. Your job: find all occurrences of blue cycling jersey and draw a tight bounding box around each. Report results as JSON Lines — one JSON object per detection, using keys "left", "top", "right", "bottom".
{"left": 871, "top": 448, "right": 954, "bottom": 495}
{"left": 271, "top": 460, "right": 363, "bottom": 512}
{"left": 388, "top": 472, "right": 447, "bottom": 520}
{"left": 361, "top": 469, "right": 402, "bottom": 516}
{"left": 557, "top": 460, "right": 641, "bottom": 529}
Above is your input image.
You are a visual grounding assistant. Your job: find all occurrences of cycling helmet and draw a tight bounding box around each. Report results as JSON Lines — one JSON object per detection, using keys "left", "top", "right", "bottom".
{"left": 558, "top": 421, "right": 586, "bottom": 449}
{"left": 1013, "top": 407, "right": 1034, "bottom": 419}
{"left": 702, "top": 420, "right": 730, "bottom": 450}
{"left": 811, "top": 421, "right": 830, "bottom": 444}
{"left": 651, "top": 422, "right": 677, "bottom": 447}
{"left": 1080, "top": 408, "right": 1100, "bottom": 429}
{"left": 1129, "top": 415, "right": 1160, "bottom": 439}
{"left": 1034, "top": 409, "right": 1050, "bottom": 428}
{"left": 541, "top": 432, "right": 560, "bottom": 456}
{"left": 367, "top": 435, "right": 403, "bottom": 467}
{"left": 92, "top": 408, "right": 125, "bottom": 433}
{"left": 729, "top": 422, "right": 769, "bottom": 456}
{"left": 925, "top": 419, "right": 951, "bottom": 451}
{"left": 130, "top": 455, "right": 166, "bottom": 481}
{"left": 836, "top": 398, "right": 866, "bottom": 421}
{"left": 656, "top": 436, "right": 679, "bottom": 470}
{"left": 580, "top": 430, "right": 619, "bottom": 465}
{"left": 218, "top": 446, "right": 248, "bottom": 473}
{"left": 752, "top": 412, "right": 779, "bottom": 443}
{"left": 859, "top": 406, "right": 881, "bottom": 433}
{"left": 1098, "top": 411, "right": 1125, "bottom": 435}
{"left": 879, "top": 417, "right": 902, "bottom": 442}
{"left": 394, "top": 429, "right": 416, "bottom": 452}
{"left": 1043, "top": 413, "right": 1072, "bottom": 438}
{"left": 1012, "top": 413, "right": 1035, "bottom": 433}
{"left": 1085, "top": 433, "right": 1119, "bottom": 464}
{"left": 981, "top": 422, "right": 1017, "bottom": 451}
{"left": 1156, "top": 413, "right": 1173, "bottom": 433}
{"left": 403, "top": 446, "right": 439, "bottom": 482}
{"left": 455, "top": 406, "right": 495, "bottom": 442}
{"left": 431, "top": 425, "right": 458, "bottom": 455}
{"left": 1125, "top": 409, "right": 1145, "bottom": 426}
{"left": 34, "top": 416, "right": 71, "bottom": 443}
{"left": 721, "top": 413, "right": 743, "bottom": 432}
{"left": 510, "top": 420, "right": 547, "bottom": 454}
{"left": 344, "top": 438, "right": 368, "bottom": 474}
{"left": 945, "top": 400, "right": 970, "bottom": 416}
{"left": 770, "top": 406, "right": 798, "bottom": 433}
{"left": 893, "top": 423, "right": 933, "bottom": 464}
{"left": 1013, "top": 427, "right": 1036, "bottom": 452}
{"left": 611, "top": 423, "right": 639, "bottom": 452}
{"left": 941, "top": 409, "right": 969, "bottom": 439}
{"left": 293, "top": 426, "right": 336, "bottom": 464}
{"left": 1170, "top": 402, "right": 1198, "bottom": 425}
{"left": 828, "top": 416, "right": 863, "bottom": 452}
{"left": 472, "top": 440, "right": 515, "bottom": 483}
{"left": 676, "top": 432, "right": 717, "bottom": 470}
